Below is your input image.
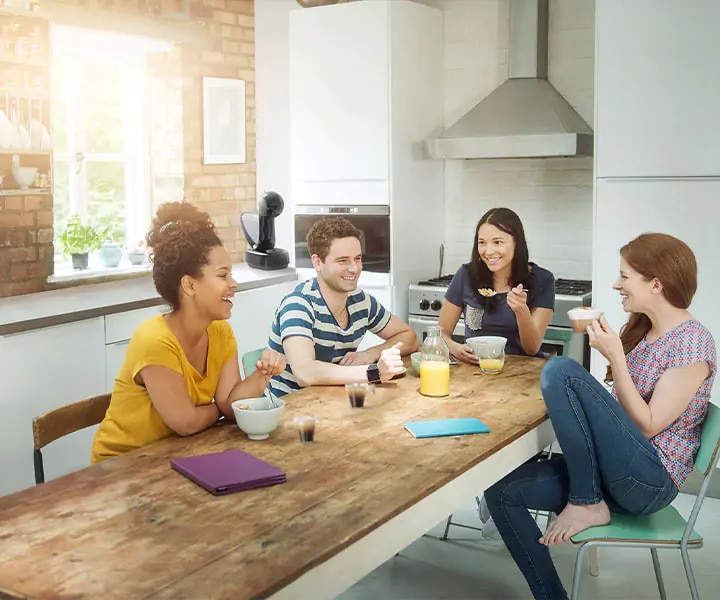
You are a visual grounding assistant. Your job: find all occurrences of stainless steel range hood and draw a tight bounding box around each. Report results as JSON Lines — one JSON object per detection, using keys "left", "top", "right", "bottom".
{"left": 425, "top": 0, "right": 593, "bottom": 160}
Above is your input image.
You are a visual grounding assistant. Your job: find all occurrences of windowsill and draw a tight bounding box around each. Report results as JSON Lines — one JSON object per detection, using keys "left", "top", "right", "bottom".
{"left": 48, "top": 259, "right": 152, "bottom": 286}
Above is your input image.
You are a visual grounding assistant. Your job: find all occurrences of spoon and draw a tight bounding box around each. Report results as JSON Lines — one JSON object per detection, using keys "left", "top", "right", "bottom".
{"left": 266, "top": 387, "right": 280, "bottom": 409}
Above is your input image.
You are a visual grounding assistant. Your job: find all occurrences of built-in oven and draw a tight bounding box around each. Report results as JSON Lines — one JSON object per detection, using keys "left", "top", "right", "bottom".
{"left": 294, "top": 205, "right": 390, "bottom": 273}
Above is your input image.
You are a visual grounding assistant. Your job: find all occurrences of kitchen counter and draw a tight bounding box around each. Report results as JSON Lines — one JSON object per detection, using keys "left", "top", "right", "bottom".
{"left": 0, "top": 264, "right": 297, "bottom": 336}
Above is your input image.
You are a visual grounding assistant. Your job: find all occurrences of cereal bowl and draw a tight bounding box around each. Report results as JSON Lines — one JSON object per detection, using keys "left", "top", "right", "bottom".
{"left": 231, "top": 396, "right": 285, "bottom": 440}
{"left": 410, "top": 352, "right": 423, "bottom": 376}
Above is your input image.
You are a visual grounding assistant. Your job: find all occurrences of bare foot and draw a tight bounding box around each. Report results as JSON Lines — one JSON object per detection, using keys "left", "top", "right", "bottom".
{"left": 539, "top": 501, "right": 610, "bottom": 546}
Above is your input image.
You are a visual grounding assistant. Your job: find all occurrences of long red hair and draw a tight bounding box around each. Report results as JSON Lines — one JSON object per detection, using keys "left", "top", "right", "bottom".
{"left": 606, "top": 233, "right": 697, "bottom": 382}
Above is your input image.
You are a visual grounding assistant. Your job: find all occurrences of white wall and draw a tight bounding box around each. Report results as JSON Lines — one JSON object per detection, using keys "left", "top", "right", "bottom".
{"left": 439, "top": 0, "right": 595, "bottom": 279}
{"left": 255, "top": 0, "right": 596, "bottom": 279}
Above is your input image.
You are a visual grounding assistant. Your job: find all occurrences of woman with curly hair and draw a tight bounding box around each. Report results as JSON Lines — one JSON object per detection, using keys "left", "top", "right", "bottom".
{"left": 91, "top": 202, "right": 285, "bottom": 462}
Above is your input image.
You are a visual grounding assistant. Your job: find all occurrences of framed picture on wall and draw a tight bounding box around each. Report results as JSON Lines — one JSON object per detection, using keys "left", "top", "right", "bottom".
{"left": 202, "top": 77, "right": 246, "bottom": 165}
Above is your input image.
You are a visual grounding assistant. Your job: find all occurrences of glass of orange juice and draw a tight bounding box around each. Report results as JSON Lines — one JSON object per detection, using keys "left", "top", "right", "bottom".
{"left": 466, "top": 336, "right": 507, "bottom": 374}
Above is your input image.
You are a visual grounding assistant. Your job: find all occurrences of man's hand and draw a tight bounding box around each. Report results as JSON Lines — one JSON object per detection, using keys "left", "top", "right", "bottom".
{"left": 255, "top": 349, "right": 286, "bottom": 378}
{"left": 377, "top": 343, "right": 404, "bottom": 382}
{"left": 338, "top": 348, "right": 379, "bottom": 366}
{"left": 506, "top": 283, "right": 529, "bottom": 314}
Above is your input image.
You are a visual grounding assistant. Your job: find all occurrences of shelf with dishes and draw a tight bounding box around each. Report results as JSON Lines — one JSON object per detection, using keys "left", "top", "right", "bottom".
{"left": 0, "top": 187, "right": 50, "bottom": 196}
{"left": 0, "top": 148, "right": 50, "bottom": 155}
{"left": 0, "top": 86, "right": 49, "bottom": 100}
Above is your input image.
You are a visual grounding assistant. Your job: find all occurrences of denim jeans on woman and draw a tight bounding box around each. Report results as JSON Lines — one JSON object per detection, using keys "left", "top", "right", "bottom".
{"left": 485, "top": 357, "right": 678, "bottom": 600}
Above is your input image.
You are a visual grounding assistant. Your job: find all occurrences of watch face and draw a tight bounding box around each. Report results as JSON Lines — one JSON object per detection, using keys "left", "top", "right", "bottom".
{"left": 367, "top": 364, "right": 381, "bottom": 383}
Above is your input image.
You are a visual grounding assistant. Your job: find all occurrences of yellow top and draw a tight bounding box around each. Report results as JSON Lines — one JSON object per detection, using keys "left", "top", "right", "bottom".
{"left": 91, "top": 315, "right": 237, "bottom": 463}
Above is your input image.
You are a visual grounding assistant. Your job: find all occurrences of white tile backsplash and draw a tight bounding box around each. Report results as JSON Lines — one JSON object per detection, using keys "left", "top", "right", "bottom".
{"left": 439, "top": 0, "right": 595, "bottom": 281}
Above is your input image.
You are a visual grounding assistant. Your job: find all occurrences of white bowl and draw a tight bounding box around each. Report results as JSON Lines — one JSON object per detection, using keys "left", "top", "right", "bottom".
{"left": 465, "top": 336, "right": 507, "bottom": 359}
{"left": 12, "top": 166, "right": 37, "bottom": 189}
{"left": 232, "top": 396, "right": 285, "bottom": 440}
{"left": 567, "top": 307, "right": 603, "bottom": 333}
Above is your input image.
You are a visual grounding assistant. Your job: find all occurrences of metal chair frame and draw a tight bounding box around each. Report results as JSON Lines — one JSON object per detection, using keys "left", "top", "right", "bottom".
{"left": 571, "top": 404, "right": 720, "bottom": 600}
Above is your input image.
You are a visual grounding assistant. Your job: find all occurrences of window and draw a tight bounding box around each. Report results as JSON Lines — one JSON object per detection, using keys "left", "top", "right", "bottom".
{"left": 51, "top": 27, "right": 175, "bottom": 276}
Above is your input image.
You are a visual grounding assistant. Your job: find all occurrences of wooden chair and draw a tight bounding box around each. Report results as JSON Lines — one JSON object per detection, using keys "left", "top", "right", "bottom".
{"left": 32, "top": 393, "right": 111, "bottom": 484}
{"left": 570, "top": 403, "right": 720, "bottom": 600}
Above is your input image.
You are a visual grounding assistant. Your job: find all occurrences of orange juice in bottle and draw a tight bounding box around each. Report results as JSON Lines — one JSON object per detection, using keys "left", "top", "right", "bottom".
{"left": 420, "top": 325, "right": 450, "bottom": 397}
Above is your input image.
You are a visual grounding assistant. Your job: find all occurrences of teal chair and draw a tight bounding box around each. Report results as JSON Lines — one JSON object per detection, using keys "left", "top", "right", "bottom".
{"left": 241, "top": 347, "right": 265, "bottom": 378}
{"left": 570, "top": 403, "right": 720, "bottom": 600}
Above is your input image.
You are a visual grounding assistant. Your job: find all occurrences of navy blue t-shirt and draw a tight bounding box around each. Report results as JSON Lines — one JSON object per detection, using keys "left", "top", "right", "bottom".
{"left": 444, "top": 263, "right": 555, "bottom": 356}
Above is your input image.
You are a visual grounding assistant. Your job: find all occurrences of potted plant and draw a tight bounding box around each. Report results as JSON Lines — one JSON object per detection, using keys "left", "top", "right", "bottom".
{"left": 57, "top": 215, "right": 103, "bottom": 270}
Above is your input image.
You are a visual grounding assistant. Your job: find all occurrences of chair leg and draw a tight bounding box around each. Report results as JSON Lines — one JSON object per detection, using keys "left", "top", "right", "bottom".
{"left": 441, "top": 515, "right": 453, "bottom": 541}
{"left": 589, "top": 547, "right": 600, "bottom": 577}
{"left": 680, "top": 545, "right": 699, "bottom": 600}
{"left": 33, "top": 448, "right": 45, "bottom": 485}
{"left": 571, "top": 543, "right": 591, "bottom": 600}
{"left": 650, "top": 548, "right": 667, "bottom": 600}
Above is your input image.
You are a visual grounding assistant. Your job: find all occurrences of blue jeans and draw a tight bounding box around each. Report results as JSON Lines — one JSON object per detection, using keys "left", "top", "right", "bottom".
{"left": 485, "top": 357, "right": 678, "bottom": 600}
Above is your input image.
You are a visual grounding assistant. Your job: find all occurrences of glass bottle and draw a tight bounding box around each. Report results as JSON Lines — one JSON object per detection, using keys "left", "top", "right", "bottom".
{"left": 419, "top": 325, "right": 450, "bottom": 397}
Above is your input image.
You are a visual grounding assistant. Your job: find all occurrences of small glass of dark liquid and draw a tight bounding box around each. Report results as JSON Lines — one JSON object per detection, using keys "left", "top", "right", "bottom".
{"left": 294, "top": 415, "right": 317, "bottom": 442}
{"left": 345, "top": 382, "right": 374, "bottom": 408}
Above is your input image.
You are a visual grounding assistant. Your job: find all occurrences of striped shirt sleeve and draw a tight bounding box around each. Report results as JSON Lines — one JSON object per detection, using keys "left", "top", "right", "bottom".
{"left": 277, "top": 293, "right": 315, "bottom": 341}
{"left": 366, "top": 292, "right": 392, "bottom": 334}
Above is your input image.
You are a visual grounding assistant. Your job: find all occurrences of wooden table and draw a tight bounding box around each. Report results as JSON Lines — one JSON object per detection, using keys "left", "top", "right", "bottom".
{"left": 0, "top": 356, "right": 554, "bottom": 600}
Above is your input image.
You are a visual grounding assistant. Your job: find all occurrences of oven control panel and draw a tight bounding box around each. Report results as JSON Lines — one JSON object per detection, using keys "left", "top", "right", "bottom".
{"left": 408, "top": 285, "right": 447, "bottom": 318}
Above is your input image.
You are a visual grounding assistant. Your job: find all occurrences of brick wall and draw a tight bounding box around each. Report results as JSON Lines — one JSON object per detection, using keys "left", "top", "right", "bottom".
{"left": 0, "top": 194, "right": 54, "bottom": 296}
{"left": 0, "top": 0, "right": 256, "bottom": 298}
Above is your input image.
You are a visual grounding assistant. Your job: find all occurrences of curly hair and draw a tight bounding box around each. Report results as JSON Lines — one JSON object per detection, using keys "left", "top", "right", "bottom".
{"left": 146, "top": 201, "right": 222, "bottom": 310}
{"left": 306, "top": 216, "right": 362, "bottom": 260}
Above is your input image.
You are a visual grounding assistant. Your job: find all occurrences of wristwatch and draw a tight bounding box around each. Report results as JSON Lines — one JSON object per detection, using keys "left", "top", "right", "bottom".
{"left": 366, "top": 363, "right": 381, "bottom": 384}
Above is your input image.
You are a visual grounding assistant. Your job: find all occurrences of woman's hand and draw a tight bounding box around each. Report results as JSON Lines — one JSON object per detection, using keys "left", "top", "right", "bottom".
{"left": 587, "top": 316, "right": 624, "bottom": 363}
{"left": 255, "top": 349, "right": 286, "bottom": 378}
{"left": 506, "top": 284, "right": 529, "bottom": 314}
{"left": 451, "top": 340, "right": 477, "bottom": 365}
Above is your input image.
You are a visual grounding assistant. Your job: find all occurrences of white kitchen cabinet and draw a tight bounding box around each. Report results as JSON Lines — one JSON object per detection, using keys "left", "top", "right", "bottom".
{"left": 105, "top": 305, "right": 168, "bottom": 391}
{"left": 289, "top": 1, "right": 443, "bottom": 201}
{"left": 228, "top": 281, "right": 298, "bottom": 361}
{"left": 0, "top": 318, "right": 106, "bottom": 496}
{"left": 592, "top": 178, "right": 720, "bottom": 410}
{"left": 595, "top": 1, "right": 720, "bottom": 178}
{"left": 289, "top": 1, "right": 389, "bottom": 185}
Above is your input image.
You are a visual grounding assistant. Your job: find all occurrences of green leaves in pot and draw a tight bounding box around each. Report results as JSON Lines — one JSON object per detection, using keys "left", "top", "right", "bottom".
{"left": 58, "top": 215, "right": 103, "bottom": 255}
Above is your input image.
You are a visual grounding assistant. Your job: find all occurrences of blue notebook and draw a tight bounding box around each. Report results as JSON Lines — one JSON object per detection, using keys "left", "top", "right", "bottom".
{"left": 404, "top": 417, "right": 490, "bottom": 439}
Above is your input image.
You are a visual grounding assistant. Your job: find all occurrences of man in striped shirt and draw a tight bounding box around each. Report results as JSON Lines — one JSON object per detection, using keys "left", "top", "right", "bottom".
{"left": 269, "top": 217, "right": 418, "bottom": 397}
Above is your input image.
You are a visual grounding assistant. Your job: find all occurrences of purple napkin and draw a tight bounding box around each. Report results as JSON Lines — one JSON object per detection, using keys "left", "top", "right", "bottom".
{"left": 171, "top": 449, "right": 286, "bottom": 495}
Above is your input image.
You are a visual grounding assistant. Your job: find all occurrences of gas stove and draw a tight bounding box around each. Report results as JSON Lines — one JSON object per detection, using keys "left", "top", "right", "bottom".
{"left": 408, "top": 276, "right": 592, "bottom": 328}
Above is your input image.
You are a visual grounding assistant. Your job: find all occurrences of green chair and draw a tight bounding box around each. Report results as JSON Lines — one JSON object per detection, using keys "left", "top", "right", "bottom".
{"left": 241, "top": 347, "right": 265, "bottom": 378}
{"left": 570, "top": 403, "right": 720, "bottom": 600}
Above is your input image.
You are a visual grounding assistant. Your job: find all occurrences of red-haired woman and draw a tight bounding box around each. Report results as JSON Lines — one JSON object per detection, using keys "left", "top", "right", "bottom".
{"left": 485, "top": 233, "right": 717, "bottom": 600}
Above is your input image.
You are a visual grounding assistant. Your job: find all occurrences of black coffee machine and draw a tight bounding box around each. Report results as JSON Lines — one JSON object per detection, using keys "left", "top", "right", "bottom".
{"left": 240, "top": 191, "right": 290, "bottom": 271}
